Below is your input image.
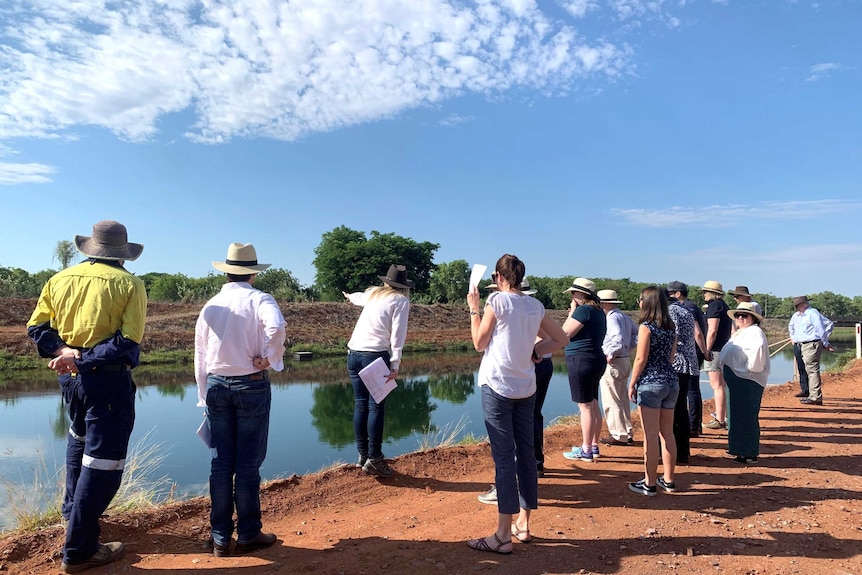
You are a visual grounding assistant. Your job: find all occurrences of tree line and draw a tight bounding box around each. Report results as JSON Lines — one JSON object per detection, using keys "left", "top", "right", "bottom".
{"left": 2, "top": 226, "right": 861, "bottom": 318}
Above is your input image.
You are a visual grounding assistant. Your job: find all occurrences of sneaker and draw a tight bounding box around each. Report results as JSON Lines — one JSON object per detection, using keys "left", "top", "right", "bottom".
{"left": 591, "top": 445, "right": 601, "bottom": 459}
{"left": 477, "top": 485, "right": 498, "bottom": 504}
{"left": 357, "top": 454, "right": 368, "bottom": 468}
{"left": 61, "top": 542, "right": 125, "bottom": 573}
{"left": 704, "top": 418, "right": 727, "bottom": 430}
{"left": 362, "top": 457, "right": 393, "bottom": 478}
{"left": 628, "top": 479, "right": 657, "bottom": 497}
{"left": 235, "top": 532, "right": 277, "bottom": 555}
{"left": 657, "top": 477, "right": 676, "bottom": 493}
{"left": 562, "top": 446, "right": 594, "bottom": 462}
{"left": 732, "top": 455, "right": 758, "bottom": 465}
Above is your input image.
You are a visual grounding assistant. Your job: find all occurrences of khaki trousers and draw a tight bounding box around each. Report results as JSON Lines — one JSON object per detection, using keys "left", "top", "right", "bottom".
{"left": 600, "top": 357, "right": 633, "bottom": 441}
{"left": 801, "top": 341, "right": 824, "bottom": 401}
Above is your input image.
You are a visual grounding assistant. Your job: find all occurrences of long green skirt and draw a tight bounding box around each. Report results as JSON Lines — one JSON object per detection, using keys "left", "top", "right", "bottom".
{"left": 723, "top": 365, "right": 764, "bottom": 458}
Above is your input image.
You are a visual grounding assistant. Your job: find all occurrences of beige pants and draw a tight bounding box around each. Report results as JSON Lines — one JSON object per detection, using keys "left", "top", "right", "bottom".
{"left": 801, "top": 341, "right": 824, "bottom": 400}
{"left": 600, "top": 357, "right": 633, "bottom": 441}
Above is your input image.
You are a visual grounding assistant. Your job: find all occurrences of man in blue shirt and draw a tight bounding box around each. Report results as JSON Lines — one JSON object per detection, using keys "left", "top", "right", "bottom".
{"left": 788, "top": 296, "right": 834, "bottom": 405}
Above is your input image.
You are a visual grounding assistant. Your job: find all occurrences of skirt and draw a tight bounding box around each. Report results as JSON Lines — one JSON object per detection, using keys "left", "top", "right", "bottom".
{"left": 723, "top": 365, "right": 764, "bottom": 458}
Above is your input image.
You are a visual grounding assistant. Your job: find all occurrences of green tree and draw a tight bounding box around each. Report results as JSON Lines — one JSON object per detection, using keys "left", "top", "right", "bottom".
{"left": 427, "top": 259, "right": 469, "bottom": 303}
{"left": 254, "top": 268, "right": 305, "bottom": 301}
{"left": 810, "top": 291, "right": 851, "bottom": 318}
{"left": 312, "top": 226, "right": 439, "bottom": 300}
{"left": 52, "top": 240, "right": 77, "bottom": 269}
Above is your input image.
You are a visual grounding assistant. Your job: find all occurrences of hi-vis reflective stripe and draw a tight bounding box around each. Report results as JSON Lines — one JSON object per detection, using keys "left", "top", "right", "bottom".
{"left": 69, "top": 427, "right": 85, "bottom": 442}
{"left": 82, "top": 455, "right": 126, "bottom": 471}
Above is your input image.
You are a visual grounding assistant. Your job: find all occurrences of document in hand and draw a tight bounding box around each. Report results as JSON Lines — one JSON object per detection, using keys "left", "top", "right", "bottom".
{"left": 469, "top": 264, "right": 487, "bottom": 293}
{"left": 358, "top": 356, "right": 398, "bottom": 404}
{"left": 196, "top": 415, "right": 212, "bottom": 449}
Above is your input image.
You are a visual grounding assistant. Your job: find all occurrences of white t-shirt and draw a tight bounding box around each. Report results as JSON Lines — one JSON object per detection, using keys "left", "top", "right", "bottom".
{"left": 346, "top": 288, "right": 410, "bottom": 370}
{"left": 477, "top": 291, "right": 545, "bottom": 399}
{"left": 718, "top": 325, "right": 771, "bottom": 387}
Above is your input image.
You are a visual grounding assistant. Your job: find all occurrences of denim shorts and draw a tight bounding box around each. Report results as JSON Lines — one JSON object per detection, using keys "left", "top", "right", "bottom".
{"left": 702, "top": 355, "right": 721, "bottom": 372}
{"left": 636, "top": 380, "right": 679, "bottom": 409}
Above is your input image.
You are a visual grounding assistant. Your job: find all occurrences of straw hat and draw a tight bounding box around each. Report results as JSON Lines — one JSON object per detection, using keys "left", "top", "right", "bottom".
{"left": 597, "top": 289, "right": 623, "bottom": 304}
{"left": 563, "top": 277, "right": 596, "bottom": 296}
{"left": 378, "top": 264, "right": 414, "bottom": 289}
{"left": 212, "top": 243, "right": 271, "bottom": 275}
{"left": 727, "top": 302, "right": 764, "bottom": 323}
{"left": 520, "top": 278, "right": 537, "bottom": 296}
{"left": 74, "top": 220, "right": 143, "bottom": 261}
{"left": 701, "top": 280, "right": 724, "bottom": 295}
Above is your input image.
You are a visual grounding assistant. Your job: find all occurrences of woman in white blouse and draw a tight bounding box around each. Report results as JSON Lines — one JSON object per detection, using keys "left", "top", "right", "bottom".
{"left": 344, "top": 265, "right": 413, "bottom": 479}
{"left": 718, "top": 302, "right": 770, "bottom": 465}
{"left": 466, "top": 254, "right": 567, "bottom": 554}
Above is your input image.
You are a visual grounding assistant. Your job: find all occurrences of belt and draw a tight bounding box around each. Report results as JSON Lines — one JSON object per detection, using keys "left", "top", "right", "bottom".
{"left": 799, "top": 340, "right": 819, "bottom": 345}
{"left": 248, "top": 370, "right": 268, "bottom": 381}
{"left": 93, "top": 362, "right": 132, "bottom": 372}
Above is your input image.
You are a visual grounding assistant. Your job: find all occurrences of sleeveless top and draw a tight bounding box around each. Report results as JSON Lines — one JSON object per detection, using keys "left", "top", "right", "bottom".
{"left": 637, "top": 322, "right": 677, "bottom": 386}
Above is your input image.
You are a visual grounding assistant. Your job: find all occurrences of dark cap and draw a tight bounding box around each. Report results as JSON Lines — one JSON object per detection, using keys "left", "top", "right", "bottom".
{"left": 667, "top": 280, "right": 687, "bottom": 293}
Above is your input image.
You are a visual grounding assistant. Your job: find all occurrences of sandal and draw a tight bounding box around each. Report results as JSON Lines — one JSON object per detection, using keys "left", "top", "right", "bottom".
{"left": 467, "top": 533, "right": 512, "bottom": 555}
{"left": 511, "top": 525, "right": 532, "bottom": 543}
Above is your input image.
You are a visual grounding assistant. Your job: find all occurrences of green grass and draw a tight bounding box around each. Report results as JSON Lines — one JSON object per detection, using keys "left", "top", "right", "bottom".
{"left": 826, "top": 350, "right": 858, "bottom": 373}
{"left": 456, "top": 433, "right": 486, "bottom": 446}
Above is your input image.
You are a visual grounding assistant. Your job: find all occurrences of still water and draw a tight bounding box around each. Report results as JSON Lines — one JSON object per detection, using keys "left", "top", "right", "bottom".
{"left": 0, "top": 345, "right": 849, "bottom": 529}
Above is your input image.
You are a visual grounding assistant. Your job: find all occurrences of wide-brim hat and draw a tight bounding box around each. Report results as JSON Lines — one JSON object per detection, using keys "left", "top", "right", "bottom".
{"left": 728, "top": 302, "right": 764, "bottom": 323}
{"left": 792, "top": 295, "right": 809, "bottom": 307}
{"left": 728, "top": 285, "right": 752, "bottom": 297}
{"left": 379, "top": 264, "right": 414, "bottom": 289}
{"left": 485, "top": 283, "right": 498, "bottom": 291}
{"left": 563, "top": 277, "right": 596, "bottom": 296}
{"left": 212, "top": 243, "right": 270, "bottom": 274}
{"left": 701, "top": 280, "right": 724, "bottom": 295}
{"left": 520, "top": 278, "right": 537, "bottom": 296}
{"left": 597, "top": 289, "right": 623, "bottom": 304}
{"left": 74, "top": 220, "right": 143, "bottom": 261}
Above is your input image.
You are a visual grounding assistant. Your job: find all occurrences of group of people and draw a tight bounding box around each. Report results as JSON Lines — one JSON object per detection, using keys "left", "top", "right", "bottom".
{"left": 27, "top": 220, "right": 835, "bottom": 568}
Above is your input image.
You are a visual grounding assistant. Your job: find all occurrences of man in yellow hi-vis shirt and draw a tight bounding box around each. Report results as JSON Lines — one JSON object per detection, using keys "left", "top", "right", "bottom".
{"left": 27, "top": 221, "right": 146, "bottom": 574}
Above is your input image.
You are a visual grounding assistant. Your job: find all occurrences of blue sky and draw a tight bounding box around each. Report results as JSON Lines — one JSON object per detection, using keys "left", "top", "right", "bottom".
{"left": 1, "top": 0, "right": 860, "bottom": 297}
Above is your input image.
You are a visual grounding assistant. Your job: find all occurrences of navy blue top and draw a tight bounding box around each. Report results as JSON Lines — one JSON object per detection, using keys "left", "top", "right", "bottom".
{"left": 637, "top": 322, "right": 677, "bottom": 386}
{"left": 564, "top": 305, "right": 607, "bottom": 356}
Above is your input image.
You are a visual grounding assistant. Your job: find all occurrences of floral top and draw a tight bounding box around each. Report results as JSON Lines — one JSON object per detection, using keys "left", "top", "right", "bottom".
{"left": 669, "top": 302, "right": 699, "bottom": 376}
{"left": 637, "top": 322, "right": 677, "bottom": 386}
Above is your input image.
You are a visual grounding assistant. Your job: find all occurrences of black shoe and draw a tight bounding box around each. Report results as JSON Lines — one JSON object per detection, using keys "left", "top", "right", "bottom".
{"left": 732, "top": 455, "right": 758, "bottom": 465}
{"left": 537, "top": 462, "right": 544, "bottom": 477}
{"left": 61, "top": 542, "right": 125, "bottom": 573}
{"left": 213, "top": 541, "right": 231, "bottom": 557}
{"left": 362, "top": 457, "right": 393, "bottom": 478}
{"left": 794, "top": 391, "right": 807, "bottom": 398}
{"left": 235, "top": 532, "right": 277, "bottom": 555}
{"left": 800, "top": 398, "right": 823, "bottom": 405}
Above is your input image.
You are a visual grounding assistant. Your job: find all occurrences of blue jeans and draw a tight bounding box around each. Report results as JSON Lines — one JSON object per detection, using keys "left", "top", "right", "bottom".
{"left": 481, "top": 385, "right": 538, "bottom": 515}
{"left": 60, "top": 369, "right": 136, "bottom": 565}
{"left": 206, "top": 374, "right": 271, "bottom": 546}
{"left": 348, "top": 350, "right": 390, "bottom": 460}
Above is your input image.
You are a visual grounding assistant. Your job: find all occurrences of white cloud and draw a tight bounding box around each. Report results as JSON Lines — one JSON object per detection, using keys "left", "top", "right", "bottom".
{"left": 559, "top": 0, "right": 598, "bottom": 18}
{"left": 0, "top": 0, "right": 634, "bottom": 144}
{"left": 806, "top": 62, "right": 844, "bottom": 82}
{"left": 438, "top": 113, "right": 474, "bottom": 126}
{"left": 0, "top": 162, "right": 56, "bottom": 185}
{"left": 610, "top": 199, "right": 862, "bottom": 228}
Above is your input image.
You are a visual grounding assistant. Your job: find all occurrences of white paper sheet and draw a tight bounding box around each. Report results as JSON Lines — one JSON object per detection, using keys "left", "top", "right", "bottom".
{"left": 358, "top": 357, "right": 398, "bottom": 404}
{"left": 469, "top": 264, "right": 487, "bottom": 293}
{"left": 196, "top": 416, "right": 212, "bottom": 449}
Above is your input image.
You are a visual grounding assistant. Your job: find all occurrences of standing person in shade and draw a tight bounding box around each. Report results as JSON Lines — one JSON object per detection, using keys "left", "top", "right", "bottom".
{"left": 667, "top": 281, "right": 707, "bottom": 437}
{"left": 195, "top": 243, "right": 286, "bottom": 557}
{"left": 728, "top": 286, "right": 764, "bottom": 333}
{"left": 466, "top": 255, "right": 567, "bottom": 554}
{"left": 701, "top": 281, "right": 732, "bottom": 430}
{"left": 561, "top": 278, "right": 607, "bottom": 463}
{"left": 627, "top": 286, "right": 678, "bottom": 496}
{"left": 344, "top": 264, "right": 413, "bottom": 477}
{"left": 788, "top": 296, "right": 834, "bottom": 405}
{"left": 667, "top": 292, "right": 707, "bottom": 464}
{"left": 720, "top": 302, "right": 770, "bottom": 464}
{"left": 28, "top": 220, "right": 146, "bottom": 573}
{"left": 597, "top": 289, "right": 638, "bottom": 446}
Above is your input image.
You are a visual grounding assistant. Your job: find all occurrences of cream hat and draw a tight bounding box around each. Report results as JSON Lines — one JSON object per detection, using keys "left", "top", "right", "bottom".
{"left": 597, "top": 289, "right": 623, "bottom": 304}
{"left": 520, "top": 278, "right": 537, "bottom": 296}
{"left": 563, "top": 277, "right": 597, "bottom": 296}
{"left": 212, "top": 243, "right": 271, "bottom": 275}
{"left": 701, "top": 280, "right": 724, "bottom": 295}
{"left": 728, "top": 301, "right": 764, "bottom": 323}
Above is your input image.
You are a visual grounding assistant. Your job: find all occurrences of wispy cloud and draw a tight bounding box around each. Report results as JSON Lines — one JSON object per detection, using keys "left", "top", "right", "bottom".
{"left": 610, "top": 199, "right": 862, "bottom": 228}
{"left": 0, "top": 0, "right": 635, "bottom": 144}
{"left": 559, "top": 0, "right": 599, "bottom": 19}
{"left": 438, "top": 113, "right": 474, "bottom": 127}
{"left": 0, "top": 162, "right": 56, "bottom": 185}
{"left": 806, "top": 62, "right": 844, "bottom": 82}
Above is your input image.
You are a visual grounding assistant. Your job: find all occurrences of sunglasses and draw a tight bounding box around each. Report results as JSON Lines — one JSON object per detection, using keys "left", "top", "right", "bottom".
{"left": 636, "top": 296, "right": 643, "bottom": 304}
{"left": 734, "top": 313, "right": 751, "bottom": 319}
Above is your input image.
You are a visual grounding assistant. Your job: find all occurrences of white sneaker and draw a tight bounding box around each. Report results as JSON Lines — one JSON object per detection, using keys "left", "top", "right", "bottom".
{"left": 477, "top": 485, "right": 497, "bottom": 504}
